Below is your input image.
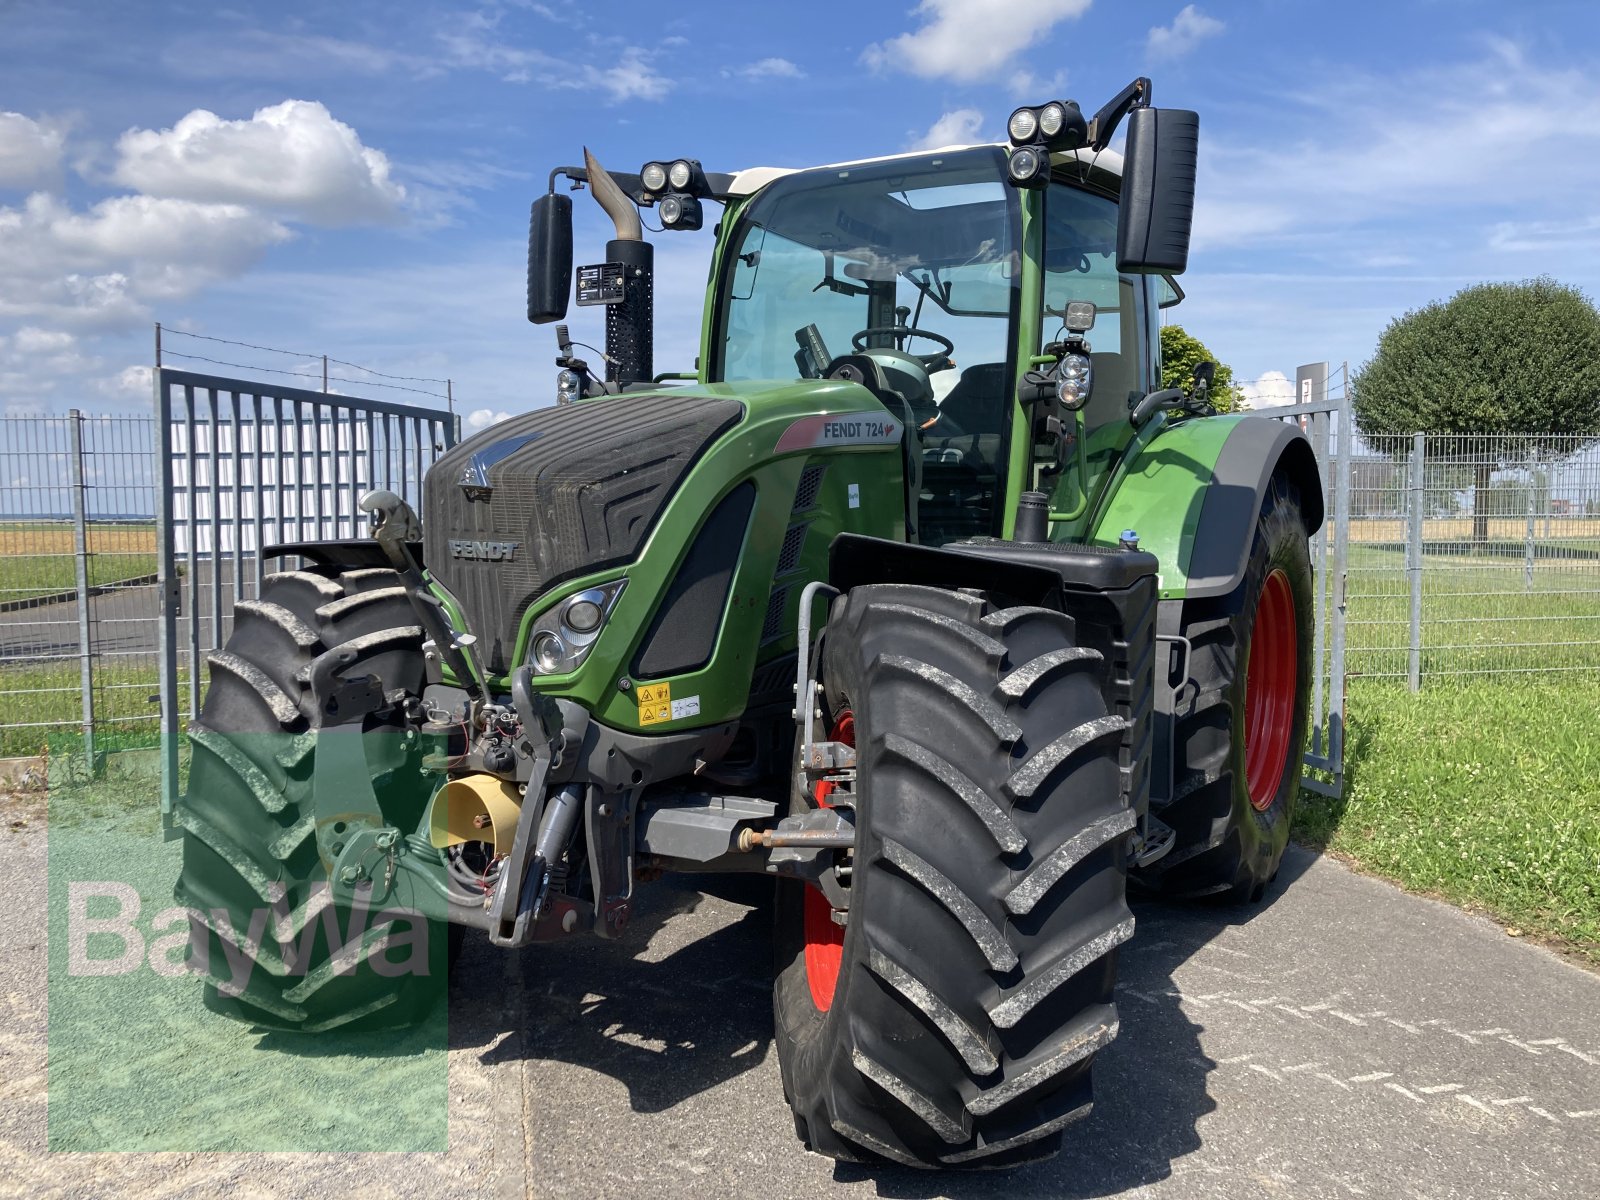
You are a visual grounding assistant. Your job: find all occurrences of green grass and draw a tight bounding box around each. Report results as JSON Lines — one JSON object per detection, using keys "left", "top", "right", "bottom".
{"left": 1343, "top": 544, "right": 1600, "bottom": 677}
{"left": 0, "top": 521, "right": 158, "bottom": 603}
{"left": 1296, "top": 677, "right": 1600, "bottom": 965}
{"left": 0, "top": 661, "right": 172, "bottom": 757}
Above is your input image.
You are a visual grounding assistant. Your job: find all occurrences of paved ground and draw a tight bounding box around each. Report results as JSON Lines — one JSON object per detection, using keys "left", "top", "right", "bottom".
{"left": 2, "top": 822, "right": 1597, "bottom": 1199}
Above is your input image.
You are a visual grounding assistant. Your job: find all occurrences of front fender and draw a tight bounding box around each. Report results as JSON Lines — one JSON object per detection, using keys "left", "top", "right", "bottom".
{"left": 1088, "top": 414, "right": 1323, "bottom": 601}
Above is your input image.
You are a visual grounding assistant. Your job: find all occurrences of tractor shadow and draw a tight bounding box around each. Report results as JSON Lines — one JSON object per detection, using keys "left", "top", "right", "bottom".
{"left": 856, "top": 848, "right": 1317, "bottom": 1198}
{"left": 446, "top": 853, "right": 1315, "bottom": 1196}
{"left": 454, "top": 874, "right": 779, "bottom": 1114}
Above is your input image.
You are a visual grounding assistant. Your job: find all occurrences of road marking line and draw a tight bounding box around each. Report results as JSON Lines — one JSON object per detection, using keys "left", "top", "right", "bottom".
{"left": 1385, "top": 1018, "right": 1422, "bottom": 1034}
{"left": 1329, "top": 1010, "right": 1368, "bottom": 1026}
{"left": 1208, "top": 944, "right": 1253, "bottom": 958}
{"left": 1418, "top": 1084, "right": 1464, "bottom": 1094}
{"left": 1282, "top": 1062, "right": 1322, "bottom": 1073}
{"left": 1456, "top": 1095, "right": 1496, "bottom": 1115}
{"left": 1384, "top": 1082, "right": 1425, "bottom": 1103}
{"left": 1499, "top": 1036, "right": 1545, "bottom": 1056}
{"left": 1220, "top": 1053, "right": 1254, "bottom": 1064}
{"left": 1316, "top": 1073, "right": 1353, "bottom": 1091}
{"left": 1557, "top": 1045, "right": 1600, "bottom": 1066}
{"left": 1443, "top": 1028, "right": 1481, "bottom": 1045}
{"left": 1249, "top": 1064, "right": 1284, "bottom": 1081}
{"left": 1356, "top": 1011, "right": 1388, "bottom": 1019}
{"left": 1276, "top": 1005, "right": 1316, "bottom": 1021}
{"left": 1121, "top": 988, "right": 1159, "bottom": 1004}
{"left": 1527, "top": 1038, "right": 1566, "bottom": 1046}
{"left": 1250, "top": 996, "right": 1291, "bottom": 1006}
{"left": 1491, "top": 1096, "right": 1532, "bottom": 1106}
{"left": 1566, "top": 1110, "right": 1600, "bottom": 1119}
{"left": 1348, "top": 1071, "right": 1393, "bottom": 1084}
{"left": 1471, "top": 1028, "right": 1510, "bottom": 1037}
{"left": 1300, "top": 1002, "right": 1335, "bottom": 1013}
{"left": 1528, "top": 1107, "right": 1563, "bottom": 1124}
{"left": 1223, "top": 999, "right": 1262, "bottom": 1014}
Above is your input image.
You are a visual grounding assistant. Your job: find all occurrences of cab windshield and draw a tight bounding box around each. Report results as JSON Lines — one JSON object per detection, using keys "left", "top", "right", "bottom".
{"left": 712, "top": 148, "right": 1018, "bottom": 384}
{"left": 711, "top": 148, "right": 1021, "bottom": 542}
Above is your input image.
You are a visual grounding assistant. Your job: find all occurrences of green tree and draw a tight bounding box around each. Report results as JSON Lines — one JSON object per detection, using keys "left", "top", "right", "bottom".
{"left": 1352, "top": 277, "right": 1600, "bottom": 540}
{"left": 1159, "top": 324, "right": 1241, "bottom": 413}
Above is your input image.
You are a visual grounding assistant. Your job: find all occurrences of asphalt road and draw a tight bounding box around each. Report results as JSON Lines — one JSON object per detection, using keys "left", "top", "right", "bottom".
{"left": 3, "top": 822, "right": 1597, "bottom": 1199}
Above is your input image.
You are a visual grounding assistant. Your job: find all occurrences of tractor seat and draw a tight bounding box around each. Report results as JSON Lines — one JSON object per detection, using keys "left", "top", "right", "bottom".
{"left": 926, "top": 361, "right": 1007, "bottom": 468}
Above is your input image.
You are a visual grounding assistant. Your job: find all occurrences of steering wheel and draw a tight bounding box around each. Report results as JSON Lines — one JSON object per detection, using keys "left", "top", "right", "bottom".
{"left": 851, "top": 326, "right": 954, "bottom": 373}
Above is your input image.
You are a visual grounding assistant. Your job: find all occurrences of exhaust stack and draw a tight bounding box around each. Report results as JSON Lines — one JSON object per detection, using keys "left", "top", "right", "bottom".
{"left": 583, "top": 147, "right": 653, "bottom": 386}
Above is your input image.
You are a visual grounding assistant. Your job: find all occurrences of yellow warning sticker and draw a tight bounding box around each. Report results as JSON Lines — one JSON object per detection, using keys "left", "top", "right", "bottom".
{"left": 636, "top": 682, "right": 671, "bottom": 726}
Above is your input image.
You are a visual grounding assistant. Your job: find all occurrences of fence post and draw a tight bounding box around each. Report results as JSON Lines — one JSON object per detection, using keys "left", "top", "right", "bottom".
{"left": 68, "top": 409, "right": 96, "bottom": 771}
{"left": 1407, "top": 431, "right": 1425, "bottom": 692}
{"left": 1524, "top": 446, "right": 1537, "bottom": 591}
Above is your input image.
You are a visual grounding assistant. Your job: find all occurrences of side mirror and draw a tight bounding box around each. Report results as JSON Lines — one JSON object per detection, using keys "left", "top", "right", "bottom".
{"left": 527, "top": 192, "right": 573, "bottom": 324}
{"left": 1193, "top": 360, "right": 1216, "bottom": 390}
{"left": 1116, "top": 106, "right": 1199, "bottom": 275}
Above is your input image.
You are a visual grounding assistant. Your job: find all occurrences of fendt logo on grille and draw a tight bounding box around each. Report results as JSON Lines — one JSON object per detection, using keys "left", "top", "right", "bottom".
{"left": 448, "top": 539, "right": 519, "bottom": 562}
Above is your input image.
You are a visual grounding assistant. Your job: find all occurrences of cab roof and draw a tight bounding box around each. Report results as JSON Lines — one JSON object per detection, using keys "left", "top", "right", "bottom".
{"left": 725, "top": 144, "right": 1125, "bottom": 198}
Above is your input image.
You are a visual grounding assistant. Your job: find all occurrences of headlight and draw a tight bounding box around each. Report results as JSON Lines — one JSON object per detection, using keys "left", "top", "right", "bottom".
{"left": 1007, "top": 107, "right": 1039, "bottom": 144}
{"left": 1038, "top": 102, "right": 1066, "bottom": 138}
{"left": 532, "top": 632, "right": 567, "bottom": 673}
{"left": 668, "top": 159, "right": 693, "bottom": 189}
{"left": 1056, "top": 353, "right": 1094, "bottom": 409}
{"left": 564, "top": 597, "right": 603, "bottom": 633}
{"left": 640, "top": 161, "right": 667, "bottom": 192}
{"left": 526, "top": 580, "right": 626, "bottom": 674}
{"left": 556, "top": 368, "right": 582, "bottom": 405}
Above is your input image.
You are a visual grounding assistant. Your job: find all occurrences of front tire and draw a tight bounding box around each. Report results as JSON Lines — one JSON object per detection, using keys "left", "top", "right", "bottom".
{"left": 172, "top": 566, "right": 443, "bottom": 1032}
{"left": 774, "top": 584, "right": 1135, "bottom": 1167}
{"left": 1138, "top": 473, "right": 1314, "bottom": 901}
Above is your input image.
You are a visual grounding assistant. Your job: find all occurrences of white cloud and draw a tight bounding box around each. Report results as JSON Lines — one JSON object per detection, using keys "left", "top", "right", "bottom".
{"left": 0, "top": 191, "right": 290, "bottom": 329}
{"left": 439, "top": 24, "right": 670, "bottom": 104}
{"left": 1147, "top": 5, "right": 1224, "bottom": 61}
{"left": 727, "top": 57, "right": 804, "bottom": 81}
{"left": 112, "top": 101, "right": 406, "bottom": 226}
{"left": 100, "top": 364, "right": 153, "bottom": 398}
{"left": 1238, "top": 369, "right": 1295, "bottom": 409}
{"left": 0, "top": 112, "right": 65, "bottom": 189}
{"left": 1193, "top": 42, "right": 1600, "bottom": 255}
{"left": 0, "top": 326, "right": 102, "bottom": 396}
{"left": 910, "top": 109, "right": 987, "bottom": 151}
{"left": 863, "top": 0, "right": 1092, "bottom": 83}
{"left": 465, "top": 407, "right": 512, "bottom": 431}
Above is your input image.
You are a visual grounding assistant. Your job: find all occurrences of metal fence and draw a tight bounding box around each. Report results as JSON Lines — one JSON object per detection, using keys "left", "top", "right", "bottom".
{"left": 1344, "top": 432, "right": 1600, "bottom": 685}
{"left": 1243, "top": 362, "right": 1351, "bottom": 798}
{"left": 154, "top": 368, "right": 458, "bottom": 806}
{"left": 0, "top": 412, "right": 160, "bottom": 759}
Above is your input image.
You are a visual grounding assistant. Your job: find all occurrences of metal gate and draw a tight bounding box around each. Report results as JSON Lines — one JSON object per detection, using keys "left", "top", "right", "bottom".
{"left": 153, "top": 367, "right": 458, "bottom": 811}
{"left": 1249, "top": 362, "right": 1351, "bottom": 799}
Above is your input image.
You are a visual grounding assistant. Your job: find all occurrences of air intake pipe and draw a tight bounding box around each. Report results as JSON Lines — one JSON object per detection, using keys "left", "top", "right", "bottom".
{"left": 583, "top": 147, "right": 653, "bottom": 386}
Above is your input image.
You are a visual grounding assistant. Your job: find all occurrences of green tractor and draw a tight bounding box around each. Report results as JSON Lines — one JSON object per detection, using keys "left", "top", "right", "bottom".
{"left": 173, "top": 79, "right": 1320, "bottom": 1167}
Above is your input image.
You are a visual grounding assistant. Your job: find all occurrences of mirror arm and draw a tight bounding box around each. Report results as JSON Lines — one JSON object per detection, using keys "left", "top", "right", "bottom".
{"left": 1087, "top": 76, "right": 1151, "bottom": 151}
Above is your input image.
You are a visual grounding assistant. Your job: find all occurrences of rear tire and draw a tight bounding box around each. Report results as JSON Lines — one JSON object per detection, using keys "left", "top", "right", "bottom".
{"left": 774, "top": 584, "right": 1134, "bottom": 1167}
{"left": 172, "top": 566, "right": 443, "bottom": 1032}
{"left": 1138, "top": 474, "right": 1313, "bottom": 901}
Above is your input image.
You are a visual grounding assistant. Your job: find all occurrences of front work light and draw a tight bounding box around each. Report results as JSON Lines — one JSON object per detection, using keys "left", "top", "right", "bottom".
{"left": 659, "top": 192, "right": 703, "bottom": 230}
{"left": 1007, "top": 145, "right": 1048, "bottom": 188}
{"left": 1007, "top": 107, "right": 1039, "bottom": 144}
{"left": 1056, "top": 353, "right": 1094, "bottom": 409}
{"left": 640, "top": 161, "right": 668, "bottom": 193}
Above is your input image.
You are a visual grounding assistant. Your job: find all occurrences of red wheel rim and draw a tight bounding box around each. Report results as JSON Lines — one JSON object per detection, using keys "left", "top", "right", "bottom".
{"left": 1244, "top": 569, "right": 1297, "bottom": 812}
{"left": 803, "top": 711, "right": 854, "bottom": 1011}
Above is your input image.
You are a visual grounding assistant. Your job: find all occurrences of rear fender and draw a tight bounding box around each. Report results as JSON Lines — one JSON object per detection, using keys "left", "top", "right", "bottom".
{"left": 1088, "top": 414, "right": 1323, "bottom": 601}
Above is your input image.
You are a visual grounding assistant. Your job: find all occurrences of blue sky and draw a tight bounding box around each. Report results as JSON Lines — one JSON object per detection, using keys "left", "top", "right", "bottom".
{"left": 3, "top": 0, "right": 1599, "bottom": 426}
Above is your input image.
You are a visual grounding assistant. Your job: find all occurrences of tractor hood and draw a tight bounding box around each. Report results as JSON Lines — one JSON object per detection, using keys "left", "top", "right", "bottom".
{"left": 425, "top": 392, "right": 745, "bottom": 674}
